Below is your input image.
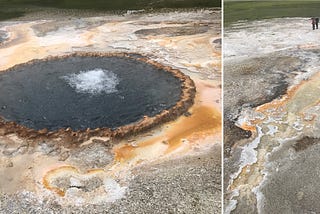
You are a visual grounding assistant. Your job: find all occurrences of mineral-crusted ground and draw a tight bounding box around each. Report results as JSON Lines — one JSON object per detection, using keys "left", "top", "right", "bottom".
{"left": 224, "top": 18, "right": 320, "bottom": 213}
{"left": 0, "top": 9, "right": 221, "bottom": 213}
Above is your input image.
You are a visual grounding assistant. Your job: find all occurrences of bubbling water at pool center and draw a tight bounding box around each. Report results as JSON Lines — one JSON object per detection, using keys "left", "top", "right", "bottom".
{"left": 62, "top": 68, "right": 119, "bottom": 95}
{"left": 0, "top": 53, "right": 196, "bottom": 141}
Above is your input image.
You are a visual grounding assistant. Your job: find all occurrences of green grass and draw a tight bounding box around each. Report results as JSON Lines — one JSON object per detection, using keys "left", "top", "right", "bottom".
{"left": 224, "top": 1, "right": 320, "bottom": 26}
{"left": 0, "top": 0, "right": 220, "bottom": 10}
{"left": 0, "top": 0, "right": 220, "bottom": 21}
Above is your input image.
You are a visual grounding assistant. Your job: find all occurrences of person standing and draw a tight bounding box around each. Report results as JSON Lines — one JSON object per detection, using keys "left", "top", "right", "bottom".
{"left": 311, "top": 17, "right": 316, "bottom": 30}
{"left": 316, "top": 17, "right": 319, "bottom": 29}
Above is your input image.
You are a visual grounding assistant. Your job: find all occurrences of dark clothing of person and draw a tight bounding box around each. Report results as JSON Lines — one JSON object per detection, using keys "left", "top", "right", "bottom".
{"left": 316, "top": 18, "right": 319, "bottom": 29}
{"left": 312, "top": 18, "right": 316, "bottom": 30}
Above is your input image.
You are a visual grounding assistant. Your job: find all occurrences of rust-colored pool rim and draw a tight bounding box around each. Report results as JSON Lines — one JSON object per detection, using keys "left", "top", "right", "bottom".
{"left": 0, "top": 52, "right": 196, "bottom": 143}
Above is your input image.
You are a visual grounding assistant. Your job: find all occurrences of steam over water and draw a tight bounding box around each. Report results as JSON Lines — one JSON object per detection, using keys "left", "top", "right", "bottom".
{"left": 62, "top": 69, "right": 119, "bottom": 95}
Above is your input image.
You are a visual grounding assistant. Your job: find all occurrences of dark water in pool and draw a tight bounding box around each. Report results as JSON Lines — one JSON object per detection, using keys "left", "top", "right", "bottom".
{"left": 0, "top": 0, "right": 220, "bottom": 21}
{"left": 0, "top": 56, "right": 182, "bottom": 131}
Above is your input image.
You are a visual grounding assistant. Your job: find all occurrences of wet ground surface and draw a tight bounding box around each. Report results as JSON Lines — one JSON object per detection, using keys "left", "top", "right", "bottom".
{"left": 0, "top": 55, "right": 181, "bottom": 131}
{"left": 0, "top": 9, "right": 221, "bottom": 213}
{"left": 224, "top": 18, "right": 320, "bottom": 213}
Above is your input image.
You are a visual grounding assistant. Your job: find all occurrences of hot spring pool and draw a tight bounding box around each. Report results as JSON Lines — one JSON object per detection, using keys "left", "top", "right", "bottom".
{"left": 0, "top": 53, "right": 191, "bottom": 133}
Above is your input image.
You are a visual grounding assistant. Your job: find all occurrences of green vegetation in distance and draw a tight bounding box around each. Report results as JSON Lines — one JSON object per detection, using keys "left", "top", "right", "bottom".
{"left": 0, "top": 0, "right": 221, "bottom": 21}
{"left": 224, "top": 1, "right": 320, "bottom": 26}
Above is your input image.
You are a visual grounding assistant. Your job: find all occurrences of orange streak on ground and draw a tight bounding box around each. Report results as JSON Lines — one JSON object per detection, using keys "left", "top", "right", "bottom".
{"left": 235, "top": 82, "right": 307, "bottom": 134}
{"left": 239, "top": 123, "right": 257, "bottom": 133}
{"left": 42, "top": 165, "right": 78, "bottom": 197}
{"left": 114, "top": 105, "right": 221, "bottom": 162}
{"left": 165, "top": 105, "right": 221, "bottom": 153}
{"left": 239, "top": 81, "right": 307, "bottom": 134}
{"left": 86, "top": 169, "right": 105, "bottom": 174}
{"left": 113, "top": 135, "right": 164, "bottom": 163}
{"left": 256, "top": 83, "right": 303, "bottom": 113}
{"left": 42, "top": 166, "right": 105, "bottom": 196}
{"left": 114, "top": 144, "right": 137, "bottom": 163}
{"left": 138, "top": 136, "right": 163, "bottom": 147}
